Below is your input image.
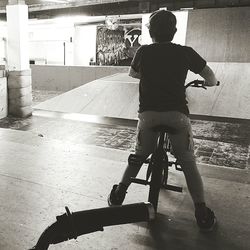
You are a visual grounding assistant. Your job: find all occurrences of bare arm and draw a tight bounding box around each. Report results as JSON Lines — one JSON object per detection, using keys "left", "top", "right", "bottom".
{"left": 129, "top": 66, "right": 141, "bottom": 79}
{"left": 199, "top": 65, "right": 218, "bottom": 86}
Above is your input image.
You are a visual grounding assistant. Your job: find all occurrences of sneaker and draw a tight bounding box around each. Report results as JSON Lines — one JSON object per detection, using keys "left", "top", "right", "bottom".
{"left": 108, "top": 184, "right": 127, "bottom": 206}
{"left": 195, "top": 206, "right": 217, "bottom": 232}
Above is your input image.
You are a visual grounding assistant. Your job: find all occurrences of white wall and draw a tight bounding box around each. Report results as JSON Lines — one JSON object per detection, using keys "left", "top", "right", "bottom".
{"left": 0, "top": 19, "right": 74, "bottom": 66}
{"left": 74, "top": 25, "right": 97, "bottom": 66}
{"left": 29, "top": 23, "right": 74, "bottom": 65}
{"left": 141, "top": 11, "right": 188, "bottom": 45}
{"left": 0, "top": 38, "right": 7, "bottom": 66}
{"left": 0, "top": 76, "right": 7, "bottom": 119}
{"left": 173, "top": 11, "right": 188, "bottom": 45}
{"left": 141, "top": 13, "right": 151, "bottom": 45}
{"left": 0, "top": 23, "right": 7, "bottom": 66}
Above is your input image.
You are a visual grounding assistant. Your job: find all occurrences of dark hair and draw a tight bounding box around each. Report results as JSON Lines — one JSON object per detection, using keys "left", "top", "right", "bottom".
{"left": 149, "top": 10, "right": 177, "bottom": 42}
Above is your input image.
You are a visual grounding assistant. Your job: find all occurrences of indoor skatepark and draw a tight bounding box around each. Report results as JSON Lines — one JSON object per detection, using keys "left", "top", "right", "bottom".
{"left": 0, "top": 1, "right": 250, "bottom": 250}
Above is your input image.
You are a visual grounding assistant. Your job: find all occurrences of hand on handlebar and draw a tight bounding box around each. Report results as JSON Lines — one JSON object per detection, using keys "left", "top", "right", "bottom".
{"left": 185, "top": 80, "right": 206, "bottom": 89}
{"left": 185, "top": 80, "right": 220, "bottom": 89}
{"left": 204, "top": 80, "right": 220, "bottom": 87}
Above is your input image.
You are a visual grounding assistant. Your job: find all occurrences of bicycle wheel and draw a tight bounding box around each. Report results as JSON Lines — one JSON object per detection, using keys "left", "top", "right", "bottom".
{"left": 148, "top": 151, "right": 164, "bottom": 212}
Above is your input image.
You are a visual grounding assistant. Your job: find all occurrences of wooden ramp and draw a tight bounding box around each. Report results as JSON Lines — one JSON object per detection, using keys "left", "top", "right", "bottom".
{"left": 186, "top": 62, "right": 250, "bottom": 119}
{"left": 35, "top": 63, "right": 250, "bottom": 120}
{"left": 35, "top": 73, "right": 139, "bottom": 120}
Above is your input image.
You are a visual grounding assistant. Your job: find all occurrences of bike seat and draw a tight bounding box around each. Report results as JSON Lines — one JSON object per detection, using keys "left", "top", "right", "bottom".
{"left": 152, "top": 125, "right": 178, "bottom": 134}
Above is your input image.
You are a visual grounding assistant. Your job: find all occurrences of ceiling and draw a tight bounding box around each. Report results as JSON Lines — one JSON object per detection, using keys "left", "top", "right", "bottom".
{"left": 0, "top": 1, "right": 129, "bottom": 12}
{"left": 0, "top": 0, "right": 250, "bottom": 19}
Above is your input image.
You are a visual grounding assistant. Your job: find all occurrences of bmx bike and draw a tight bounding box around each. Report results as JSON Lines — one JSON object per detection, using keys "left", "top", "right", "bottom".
{"left": 131, "top": 79, "right": 219, "bottom": 212}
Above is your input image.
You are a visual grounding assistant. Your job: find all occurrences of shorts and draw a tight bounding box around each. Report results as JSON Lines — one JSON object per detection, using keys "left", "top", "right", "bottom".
{"left": 135, "top": 111, "right": 196, "bottom": 163}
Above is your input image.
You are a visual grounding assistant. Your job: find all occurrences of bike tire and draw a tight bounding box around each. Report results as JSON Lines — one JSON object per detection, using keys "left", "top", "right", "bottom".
{"left": 148, "top": 152, "right": 164, "bottom": 212}
{"left": 161, "top": 157, "right": 169, "bottom": 186}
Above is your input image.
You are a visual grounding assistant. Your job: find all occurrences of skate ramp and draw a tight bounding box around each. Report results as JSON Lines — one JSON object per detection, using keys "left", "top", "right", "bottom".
{"left": 186, "top": 62, "right": 250, "bottom": 119}
{"left": 35, "top": 63, "right": 250, "bottom": 120}
{"left": 35, "top": 73, "right": 140, "bottom": 120}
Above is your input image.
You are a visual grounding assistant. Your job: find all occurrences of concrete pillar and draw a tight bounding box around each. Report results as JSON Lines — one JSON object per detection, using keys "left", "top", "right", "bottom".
{"left": 6, "top": 0, "right": 32, "bottom": 117}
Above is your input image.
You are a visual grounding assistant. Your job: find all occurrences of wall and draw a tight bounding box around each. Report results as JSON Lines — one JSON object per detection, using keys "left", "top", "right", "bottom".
{"left": 0, "top": 68, "right": 7, "bottom": 119}
{"left": 140, "top": 11, "right": 188, "bottom": 45}
{"left": 29, "top": 23, "right": 74, "bottom": 65}
{"left": 0, "top": 23, "right": 7, "bottom": 66}
{"left": 0, "top": 38, "right": 6, "bottom": 65}
{"left": 31, "top": 65, "right": 129, "bottom": 91}
{"left": 186, "top": 7, "right": 250, "bottom": 62}
{"left": 74, "top": 25, "right": 97, "bottom": 66}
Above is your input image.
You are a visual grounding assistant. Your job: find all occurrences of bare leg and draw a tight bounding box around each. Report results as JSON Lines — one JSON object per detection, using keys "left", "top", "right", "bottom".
{"left": 179, "top": 160, "right": 205, "bottom": 203}
{"left": 120, "top": 124, "right": 158, "bottom": 187}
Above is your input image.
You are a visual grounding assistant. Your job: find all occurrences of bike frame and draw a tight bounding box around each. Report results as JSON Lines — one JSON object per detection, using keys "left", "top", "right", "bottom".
{"left": 148, "top": 130, "right": 183, "bottom": 212}
{"left": 131, "top": 128, "right": 183, "bottom": 212}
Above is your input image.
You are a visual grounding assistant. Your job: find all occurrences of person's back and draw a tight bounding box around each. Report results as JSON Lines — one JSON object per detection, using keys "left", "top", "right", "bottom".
{"left": 136, "top": 42, "right": 208, "bottom": 115}
{"left": 108, "top": 9, "right": 218, "bottom": 232}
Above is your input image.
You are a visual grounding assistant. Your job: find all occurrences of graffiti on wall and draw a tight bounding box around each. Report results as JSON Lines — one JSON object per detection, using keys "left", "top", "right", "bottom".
{"left": 96, "top": 24, "right": 142, "bottom": 66}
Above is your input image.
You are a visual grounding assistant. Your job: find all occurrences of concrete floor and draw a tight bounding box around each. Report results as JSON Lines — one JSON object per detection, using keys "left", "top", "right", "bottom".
{"left": 0, "top": 113, "right": 250, "bottom": 250}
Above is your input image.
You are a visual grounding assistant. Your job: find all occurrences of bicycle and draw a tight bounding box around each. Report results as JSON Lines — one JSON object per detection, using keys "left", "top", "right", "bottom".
{"left": 130, "top": 80, "right": 220, "bottom": 212}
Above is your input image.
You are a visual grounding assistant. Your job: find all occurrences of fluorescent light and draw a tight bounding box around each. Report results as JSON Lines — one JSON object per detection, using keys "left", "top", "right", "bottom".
{"left": 42, "top": 0, "right": 71, "bottom": 3}
{"left": 180, "top": 7, "right": 194, "bottom": 10}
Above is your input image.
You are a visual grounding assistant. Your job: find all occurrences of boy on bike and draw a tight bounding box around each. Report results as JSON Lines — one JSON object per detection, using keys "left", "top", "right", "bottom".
{"left": 108, "top": 10, "right": 218, "bottom": 231}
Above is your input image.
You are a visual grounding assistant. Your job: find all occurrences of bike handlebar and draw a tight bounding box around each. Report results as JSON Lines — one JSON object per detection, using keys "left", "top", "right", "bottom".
{"left": 185, "top": 80, "right": 220, "bottom": 89}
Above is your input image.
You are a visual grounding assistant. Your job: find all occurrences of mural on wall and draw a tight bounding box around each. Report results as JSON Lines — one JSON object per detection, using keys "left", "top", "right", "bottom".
{"left": 96, "top": 22, "right": 142, "bottom": 66}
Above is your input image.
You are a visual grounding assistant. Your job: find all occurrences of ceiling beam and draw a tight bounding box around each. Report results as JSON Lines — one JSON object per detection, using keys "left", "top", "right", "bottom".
{"left": 8, "top": 0, "right": 25, "bottom": 4}
{"left": 1, "top": 0, "right": 250, "bottom": 16}
{"left": 0, "top": 0, "right": 130, "bottom": 13}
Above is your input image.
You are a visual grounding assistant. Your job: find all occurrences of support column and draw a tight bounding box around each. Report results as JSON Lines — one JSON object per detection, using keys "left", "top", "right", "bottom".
{"left": 6, "top": 0, "right": 32, "bottom": 118}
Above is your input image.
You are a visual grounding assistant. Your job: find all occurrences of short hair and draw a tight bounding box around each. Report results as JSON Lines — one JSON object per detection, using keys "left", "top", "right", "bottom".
{"left": 148, "top": 10, "right": 177, "bottom": 42}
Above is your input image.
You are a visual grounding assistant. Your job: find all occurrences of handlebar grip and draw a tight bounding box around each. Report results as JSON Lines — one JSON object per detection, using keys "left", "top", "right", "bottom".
{"left": 216, "top": 81, "right": 220, "bottom": 86}
{"left": 185, "top": 80, "right": 204, "bottom": 89}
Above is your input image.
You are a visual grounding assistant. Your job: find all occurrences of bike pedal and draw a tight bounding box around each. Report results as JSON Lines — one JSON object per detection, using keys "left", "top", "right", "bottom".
{"left": 162, "top": 184, "right": 183, "bottom": 193}
{"left": 131, "top": 177, "right": 150, "bottom": 185}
